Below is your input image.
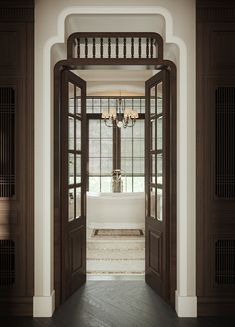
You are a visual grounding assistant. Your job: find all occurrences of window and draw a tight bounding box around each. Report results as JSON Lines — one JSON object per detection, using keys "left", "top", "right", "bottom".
{"left": 87, "top": 96, "right": 145, "bottom": 193}
{"left": 89, "top": 119, "right": 113, "bottom": 192}
{"left": 121, "top": 119, "right": 145, "bottom": 192}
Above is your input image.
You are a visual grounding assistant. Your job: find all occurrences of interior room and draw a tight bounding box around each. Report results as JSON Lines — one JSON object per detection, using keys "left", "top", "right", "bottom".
{"left": 72, "top": 68, "right": 159, "bottom": 277}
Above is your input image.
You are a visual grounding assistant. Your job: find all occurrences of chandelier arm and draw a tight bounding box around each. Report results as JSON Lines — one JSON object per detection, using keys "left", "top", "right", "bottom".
{"left": 122, "top": 117, "right": 136, "bottom": 128}
{"left": 127, "top": 119, "right": 136, "bottom": 127}
{"left": 104, "top": 118, "right": 113, "bottom": 128}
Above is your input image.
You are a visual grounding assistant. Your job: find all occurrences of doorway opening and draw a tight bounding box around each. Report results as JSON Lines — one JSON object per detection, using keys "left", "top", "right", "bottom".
{"left": 54, "top": 33, "right": 176, "bottom": 310}
{"left": 78, "top": 69, "right": 153, "bottom": 278}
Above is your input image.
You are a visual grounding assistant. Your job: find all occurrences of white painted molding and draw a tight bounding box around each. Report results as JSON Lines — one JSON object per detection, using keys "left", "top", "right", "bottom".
{"left": 33, "top": 290, "right": 55, "bottom": 317}
{"left": 175, "top": 291, "right": 197, "bottom": 317}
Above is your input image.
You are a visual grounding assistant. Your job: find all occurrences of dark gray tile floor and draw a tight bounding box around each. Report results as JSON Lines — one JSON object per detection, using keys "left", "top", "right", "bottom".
{"left": 1, "top": 281, "right": 235, "bottom": 327}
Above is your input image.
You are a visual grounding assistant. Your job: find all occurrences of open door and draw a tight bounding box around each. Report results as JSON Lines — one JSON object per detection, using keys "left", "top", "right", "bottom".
{"left": 145, "top": 69, "right": 171, "bottom": 303}
{"left": 60, "top": 70, "right": 87, "bottom": 303}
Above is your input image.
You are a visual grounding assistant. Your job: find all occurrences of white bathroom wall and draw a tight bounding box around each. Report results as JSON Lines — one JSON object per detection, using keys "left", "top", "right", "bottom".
{"left": 34, "top": 0, "right": 196, "bottom": 318}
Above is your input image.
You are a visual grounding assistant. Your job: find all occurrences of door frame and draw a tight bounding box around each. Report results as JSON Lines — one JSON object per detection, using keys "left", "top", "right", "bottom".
{"left": 54, "top": 55, "right": 176, "bottom": 308}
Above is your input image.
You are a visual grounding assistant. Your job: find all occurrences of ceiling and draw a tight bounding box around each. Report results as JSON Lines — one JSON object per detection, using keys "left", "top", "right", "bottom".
{"left": 74, "top": 69, "right": 159, "bottom": 96}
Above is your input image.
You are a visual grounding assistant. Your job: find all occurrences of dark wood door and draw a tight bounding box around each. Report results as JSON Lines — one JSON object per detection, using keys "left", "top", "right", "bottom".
{"left": 145, "top": 69, "right": 171, "bottom": 302}
{"left": 61, "top": 70, "right": 87, "bottom": 303}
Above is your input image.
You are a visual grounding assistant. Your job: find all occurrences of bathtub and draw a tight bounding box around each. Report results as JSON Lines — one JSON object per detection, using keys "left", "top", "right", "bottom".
{"left": 87, "top": 192, "right": 145, "bottom": 229}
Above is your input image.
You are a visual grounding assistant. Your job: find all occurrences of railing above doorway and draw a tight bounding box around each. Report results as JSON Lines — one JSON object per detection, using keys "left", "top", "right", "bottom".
{"left": 67, "top": 32, "right": 163, "bottom": 61}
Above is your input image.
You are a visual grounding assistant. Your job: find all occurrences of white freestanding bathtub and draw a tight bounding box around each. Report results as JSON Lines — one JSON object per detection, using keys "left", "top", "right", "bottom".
{"left": 87, "top": 192, "right": 145, "bottom": 229}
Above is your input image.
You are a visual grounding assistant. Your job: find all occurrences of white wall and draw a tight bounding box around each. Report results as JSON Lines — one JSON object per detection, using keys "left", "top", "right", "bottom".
{"left": 34, "top": 0, "right": 196, "bottom": 318}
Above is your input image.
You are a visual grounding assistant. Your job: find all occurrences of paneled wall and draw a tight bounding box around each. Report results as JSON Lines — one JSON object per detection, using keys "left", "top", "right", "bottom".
{"left": 0, "top": 0, "right": 34, "bottom": 315}
{"left": 197, "top": 0, "right": 235, "bottom": 316}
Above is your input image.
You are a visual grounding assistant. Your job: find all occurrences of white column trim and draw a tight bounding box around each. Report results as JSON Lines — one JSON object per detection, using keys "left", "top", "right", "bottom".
{"left": 33, "top": 290, "right": 55, "bottom": 317}
{"left": 175, "top": 291, "right": 197, "bottom": 317}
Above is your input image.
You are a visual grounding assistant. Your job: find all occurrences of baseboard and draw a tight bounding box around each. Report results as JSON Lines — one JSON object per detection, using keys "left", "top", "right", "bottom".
{"left": 175, "top": 291, "right": 197, "bottom": 317}
{"left": 33, "top": 290, "right": 55, "bottom": 317}
{"left": 0, "top": 296, "right": 33, "bottom": 316}
{"left": 198, "top": 297, "right": 235, "bottom": 316}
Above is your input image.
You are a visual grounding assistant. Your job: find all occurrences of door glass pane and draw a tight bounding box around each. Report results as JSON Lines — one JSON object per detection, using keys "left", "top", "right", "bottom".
{"left": 157, "top": 117, "right": 163, "bottom": 150}
{"left": 151, "top": 154, "right": 155, "bottom": 184}
{"left": 151, "top": 119, "right": 155, "bottom": 150}
{"left": 157, "top": 188, "right": 163, "bottom": 221}
{"left": 69, "top": 153, "right": 74, "bottom": 185}
{"left": 76, "top": 86, "right": 81, "bottom": 115}
{"left": 150, "top": 86, "right": 156, "bottom": 116}
{"left": 148, "top": 80, "right": 164, "bottom": 221}
{"left": 150, "top": 187, "right": 156, "bottom": 219}
{"left": 68, "top": 117, "right": 74, "bottom": 150}
{"left": 76, "top": 154, "right": 81, "bottom": 184}
{"left": 76, "top": 119, "right": 81, "bottom": 151}
{"left": 68, "top": 188, "right": 74, "bottom": 222}
{"left": 76, "top": 187, "right": 81, "bottom": 218}
{"left": 157, "top": 153, "right": 162, "bottom": 185}
{"left": 68, "top": 82, "right": 74, "bottom": 114}
{"left": 157, "top": 82, "right": 163, "bottom": 114}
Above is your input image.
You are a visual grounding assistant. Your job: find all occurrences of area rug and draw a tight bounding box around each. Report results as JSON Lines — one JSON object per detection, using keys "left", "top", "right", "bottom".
{"left": 92, "top": 229, "right": 144, "bottom": 237}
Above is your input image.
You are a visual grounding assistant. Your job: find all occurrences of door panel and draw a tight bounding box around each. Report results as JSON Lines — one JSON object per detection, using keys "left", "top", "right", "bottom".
{"left": 145, "top": 69, "right": 170, "bottom": 302}
{"left": 61, "top": 70, "right": 87, "bottom": 303}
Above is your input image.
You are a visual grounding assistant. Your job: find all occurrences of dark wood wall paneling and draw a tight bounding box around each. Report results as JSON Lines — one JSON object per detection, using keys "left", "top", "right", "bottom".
{"left": 0, "top": 0, "right": 34, "bottom": 316}
{"left": 197, "top": 0, "right": 235, "bottom": 316}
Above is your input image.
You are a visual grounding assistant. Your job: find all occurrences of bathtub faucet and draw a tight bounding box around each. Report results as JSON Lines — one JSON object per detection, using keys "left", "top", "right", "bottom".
{"left": 111, "top": 169, "right": 124, "bottom": 193}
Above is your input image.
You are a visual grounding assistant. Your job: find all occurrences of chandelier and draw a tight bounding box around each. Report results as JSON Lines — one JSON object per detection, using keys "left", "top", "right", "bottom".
{"left": 101, "top": 97, "right": 139, "bottom": 128}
